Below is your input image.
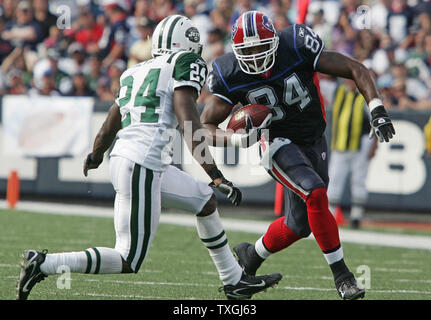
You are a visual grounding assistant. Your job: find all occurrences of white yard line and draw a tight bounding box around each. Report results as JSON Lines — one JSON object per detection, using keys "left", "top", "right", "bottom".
{"left": 2, "top": 200, "right": 431, "bottom": 251}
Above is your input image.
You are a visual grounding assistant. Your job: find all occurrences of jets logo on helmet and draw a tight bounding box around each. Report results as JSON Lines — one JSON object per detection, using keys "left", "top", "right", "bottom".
{"left": 151, "top": 15, "right": 203, "bottom": 57}
{"left": 185, "top": 27, "right": 200, "bottom": 43}
{"left": 232, "top": 11, "right": 279, "bottom": 75}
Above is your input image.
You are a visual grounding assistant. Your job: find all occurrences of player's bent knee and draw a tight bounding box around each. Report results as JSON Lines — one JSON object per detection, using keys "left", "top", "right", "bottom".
{"left": 305, "top": 187, "right": 329, "bottom": 210}
{"left": 197, "top": 193, "right": 217, "bottom": 217}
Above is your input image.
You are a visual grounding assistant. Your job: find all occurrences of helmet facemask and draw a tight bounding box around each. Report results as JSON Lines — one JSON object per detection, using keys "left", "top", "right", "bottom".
{"left": 232, "top": 36, "right": 279, "bottom": 74}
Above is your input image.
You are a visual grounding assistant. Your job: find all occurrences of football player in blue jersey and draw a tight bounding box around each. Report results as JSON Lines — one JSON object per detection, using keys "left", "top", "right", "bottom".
{"left": 201, "top": 10, "right": 395, "bottom": 300}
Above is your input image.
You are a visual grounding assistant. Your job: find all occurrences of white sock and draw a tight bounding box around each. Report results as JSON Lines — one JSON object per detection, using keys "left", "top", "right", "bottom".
{"left": 323, "top": 246, "right": 344, "bottom": 265}
{"left": 254, "top": 236, "right": 271, "bottom": 259}
{"left": 196, "top": 210, "right": 242, "bottom": 286}
{"left": 40, "top": 247, "right": 123, "bottom": 275}
{"left": 350, "top": 205, "right": 364, "bottom": 221}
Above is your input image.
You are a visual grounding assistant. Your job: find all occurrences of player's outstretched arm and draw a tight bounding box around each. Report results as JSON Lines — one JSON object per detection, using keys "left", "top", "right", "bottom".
{"left": 83, "top": 103, "right": 122, "bottom": 177}
{"left": 317, "top": 50, "right": 395, "bottom": 142}
{"left": 200, "top": 95, "right": 234, "bottom": 147}
{"left": 173, "top": 86, "right": 241, "bottom": 205}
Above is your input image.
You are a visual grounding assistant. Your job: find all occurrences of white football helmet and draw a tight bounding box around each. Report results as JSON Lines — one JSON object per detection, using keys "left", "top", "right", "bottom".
{"left": 151, "top": 15, "right": 202, "bottom": 57}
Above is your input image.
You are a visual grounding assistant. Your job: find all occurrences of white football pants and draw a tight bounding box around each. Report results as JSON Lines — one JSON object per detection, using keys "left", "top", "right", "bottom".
{"left": 327, "top": 134, "right": 374, "bottom": 207}
{"left": 109, "top": 156, "right": 213, "bottom": 272}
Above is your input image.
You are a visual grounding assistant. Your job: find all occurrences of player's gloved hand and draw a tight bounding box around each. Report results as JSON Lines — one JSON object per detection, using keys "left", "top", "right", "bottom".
{"left": 209, "top": 178, "right": 242, "bottom": 206}
{"left": 230, "top": 113, "right": 272, "bottom": 148}
{"left": 370, "top": 105, "right": 395, "bottom": 143}
{"left": 83, "top": 153, "right": 103, "bottom": 177}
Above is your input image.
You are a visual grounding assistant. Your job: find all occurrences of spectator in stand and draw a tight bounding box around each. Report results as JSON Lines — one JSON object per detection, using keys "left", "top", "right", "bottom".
{"left": 98, "top": 0, "right": 129, "bottom": 68}
{"left": 184, "top": 0, "right": 213, "bottom": 45}
{"left": 85, "top": 53, "right": 104, "bottom": 94}
{"left": 28, "top": 69, "right": 60, "bottom": 96}
{"left": 60, "top": 42, "right": 87, "bottom": 76}
{"left": 391, "top": 63, "right": 428, "bottom": 101}
{"left": 353, "top": 29, "right": 378, "bottom": 62}
{"left": 1, "top": 46, "right": 32, "bottom": 89}
{"left": 151, "top": 0, "right": 177, "bottom": 23}
{"left": 213, "top": 0, "right": 234, "bottom": 21}
{"left": 126, "top": 0, "right": 151, "bottom": 52}
{"left": 1, "top": 1, "right": 43, "bottom": 51}
{"left": 0, "top": 15, "right": 13, "bottom": 63}
{"left": 331, "top": 7, "right": 356, "bottom": 56}
{"left": 1, "top": 0, "right": 17, "bottom": 24}
{"left": 74, "top": 9, "right": 103, "bottom": 55}
{"left": 310, "top": 7, "right": 332, "bottom": 49}
{"left": 107, "top": 59, "right": 126, "bottom": 98}
{"left": 32, "top": 0, "right": 57, "bottom": 41}
{"left": 96, "top": 76, "right": 115, "bottom": 102}
{"left": 127, "top": 16, "right": 154, "bottom": 67}
{"left": 70, "top": 72, "right": 94, "bottom": 97}
{"left": 387, "top": 0, "right": 415, "bottom": 48}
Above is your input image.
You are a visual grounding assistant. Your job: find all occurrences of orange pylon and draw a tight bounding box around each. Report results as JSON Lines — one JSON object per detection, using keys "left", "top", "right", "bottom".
{"left": 6, "top": 170, "right": 19, "bottom": 209}
{"left": 335, "top": 205, "right": 345, "bottom": 226}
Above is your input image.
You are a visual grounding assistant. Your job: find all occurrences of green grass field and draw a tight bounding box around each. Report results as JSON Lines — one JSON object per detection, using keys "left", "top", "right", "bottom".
{"left": 1, "top": 209, "right": 430, "bottom": 300}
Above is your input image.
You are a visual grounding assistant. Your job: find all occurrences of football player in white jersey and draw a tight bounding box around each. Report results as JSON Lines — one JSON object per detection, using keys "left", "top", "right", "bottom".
{"left": 17, "top": 15, "right": 282, "bottom": 300}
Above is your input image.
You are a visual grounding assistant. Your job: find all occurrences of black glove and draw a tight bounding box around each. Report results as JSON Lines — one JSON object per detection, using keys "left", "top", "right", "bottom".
{"left": 83, "top": 153, "right": 103, "bottom": 177}
{"left": 370, "top": 105, "right": 395, "bottom": 143}
{"left": 209, "top": 178, "right": 242, "bottom": 206}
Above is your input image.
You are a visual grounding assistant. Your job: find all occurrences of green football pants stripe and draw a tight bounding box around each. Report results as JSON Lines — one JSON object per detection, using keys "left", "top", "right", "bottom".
{"left": 126, "top": 163, "right": 141, "bottom": 267}
{"left": 135, "top": 169, "right": 154, "bottom": 272}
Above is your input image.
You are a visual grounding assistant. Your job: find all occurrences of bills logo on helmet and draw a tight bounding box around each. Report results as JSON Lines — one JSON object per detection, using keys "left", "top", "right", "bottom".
{"left": 185, "top": 27, "right": 200, "bottom": 43}
{"left": 232, "top": 22, "right": 238, "bottom": 39}
{"left": 262, "top": 15, "right": 275, "bottom": 33}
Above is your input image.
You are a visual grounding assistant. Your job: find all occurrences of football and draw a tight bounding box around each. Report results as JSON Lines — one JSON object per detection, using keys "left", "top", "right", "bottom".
{"left": 226, "top": 104, "right": 272, "bottom": 131}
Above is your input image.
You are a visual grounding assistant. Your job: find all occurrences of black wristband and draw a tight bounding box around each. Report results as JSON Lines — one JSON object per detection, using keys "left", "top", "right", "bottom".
{"left": 207, "top": 166, "right": 224, "bottom": 180}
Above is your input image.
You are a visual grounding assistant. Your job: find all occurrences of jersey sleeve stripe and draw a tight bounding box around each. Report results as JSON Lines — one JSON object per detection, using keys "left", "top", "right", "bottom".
{"left": 213, "top": 93, "right": 234, "bottom": 105}
{"left": 292, "top": 24, "right": 302, "bottom": 60}
{"left": 313, "top": 41, "right": 325, "bottom": 70}
{"left": 213, "top": 60, "right": 231, "bottom": 91}
{"left": 173, "top": 80, "right": 202, "bottom": 93}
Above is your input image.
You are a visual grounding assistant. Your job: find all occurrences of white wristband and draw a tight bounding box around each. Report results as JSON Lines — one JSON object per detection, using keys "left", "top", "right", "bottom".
{"left": 369, "top": 98, "right": 383, "bottom": 112}
{"left": 230, "top": 133, "right": 244, "bottom": 147}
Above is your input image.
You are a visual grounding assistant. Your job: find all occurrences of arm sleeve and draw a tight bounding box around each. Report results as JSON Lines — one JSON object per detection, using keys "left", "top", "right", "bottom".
{"left": 173, "top": 52, "right": 207, "bottom": 96}
{"left": 207, "top": 61, "right": 235, "bottom": 106}
{"left": 295, "top": 24, "right": 325, "bottom": 70}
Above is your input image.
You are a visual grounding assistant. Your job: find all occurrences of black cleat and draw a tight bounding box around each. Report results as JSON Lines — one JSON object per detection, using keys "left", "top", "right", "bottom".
{"left": 335, "top": 272, "right": 365, "bottom": 300}
{"left": 17, "top": 249, "right": 48, "bottom": 300}
{"left": 220, "top": 272, "right": 282, "bottom": 300}
{"left": 233, "top": 242, "right": 264, "bottom": 276}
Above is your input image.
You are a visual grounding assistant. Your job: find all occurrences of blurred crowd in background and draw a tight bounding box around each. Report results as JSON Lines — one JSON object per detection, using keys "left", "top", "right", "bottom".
{"left": 0, "top": 0, "right": 430, "bottom": 110}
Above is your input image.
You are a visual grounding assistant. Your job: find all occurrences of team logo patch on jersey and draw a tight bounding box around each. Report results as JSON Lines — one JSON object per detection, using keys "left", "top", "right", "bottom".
{"left": 299, "top": 27, "right": 305, "bottom": 37}
{"left": 185, "top": 27, "right": 200, "bottom": 43}
{"left": 262, "top": 15, "right": 275, "bottom": 33}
